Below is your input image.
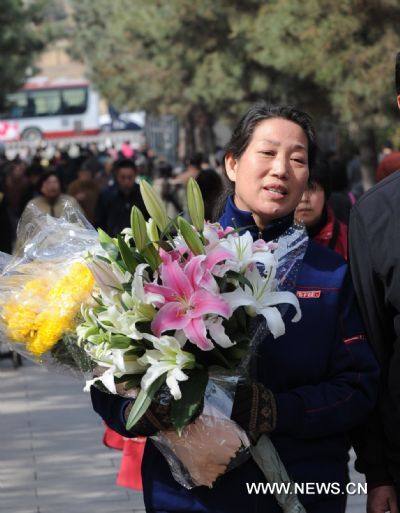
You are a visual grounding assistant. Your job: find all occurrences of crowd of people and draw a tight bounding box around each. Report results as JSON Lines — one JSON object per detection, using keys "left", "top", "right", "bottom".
{"left": 3, "top": 53, "right": 400, "bottom": 513}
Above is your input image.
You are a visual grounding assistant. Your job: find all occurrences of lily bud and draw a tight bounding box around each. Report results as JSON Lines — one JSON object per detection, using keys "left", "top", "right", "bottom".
{"left": 187, "top": 177, "right": 205, "bottom": 232}
{"left": 178, "top": 217, "right": 205, "bottom": 255}
{"left": 86, "top": 256, "right": 123, "bottom": 295}
{"left": 146, "top": 218, "right": 159, "bottom": 246}
{"left": 131, "top": 206, "right": 148, "bottom": 251}
{"left": 139, "top": 180, "right": 169, "bottom": 233}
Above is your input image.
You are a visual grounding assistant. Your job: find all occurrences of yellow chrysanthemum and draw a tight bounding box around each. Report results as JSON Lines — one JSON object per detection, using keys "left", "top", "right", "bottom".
{"left": 3, "top": 261, "right": 94, "bottom": 356}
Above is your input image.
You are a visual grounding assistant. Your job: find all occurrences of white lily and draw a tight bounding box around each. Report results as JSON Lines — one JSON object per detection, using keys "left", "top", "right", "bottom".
{"left": 138, "top": 334, "right": 196, "bottom": 400}
{"left": 222, "top": 266, "right": 301, "bottom": 338}
{"left": 131, "top": 263, "right": 164, "bottom": 305}
{"left": 83, "top": 345, "right": 148, "bottom": 393}
{"left": 89, "top": 264, "right": 159, "bottom": 340}
{"left": 218, "top": 231, "right": 276, "bottom": 274}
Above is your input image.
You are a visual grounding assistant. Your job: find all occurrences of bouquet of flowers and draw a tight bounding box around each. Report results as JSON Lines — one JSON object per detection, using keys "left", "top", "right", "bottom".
{"left": 0, "top": 179, "right": 308, "bottom": 513}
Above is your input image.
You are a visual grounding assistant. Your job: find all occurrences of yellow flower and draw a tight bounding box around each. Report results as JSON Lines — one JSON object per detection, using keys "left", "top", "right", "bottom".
{"left": 3, "top": 262, "right": 94, "bottom": 357}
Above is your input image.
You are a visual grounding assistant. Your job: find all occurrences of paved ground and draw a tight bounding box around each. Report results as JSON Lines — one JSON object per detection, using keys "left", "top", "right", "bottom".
{"left": 0, "top": 356, "right": 145, "bottom": 513}
{"left": 0, "top": 355, "right": 367, "bottom": 513}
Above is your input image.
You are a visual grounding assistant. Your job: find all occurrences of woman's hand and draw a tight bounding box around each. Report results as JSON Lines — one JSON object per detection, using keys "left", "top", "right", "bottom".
{"left": 160, "top": 404, "right": 250, "bottom": 488}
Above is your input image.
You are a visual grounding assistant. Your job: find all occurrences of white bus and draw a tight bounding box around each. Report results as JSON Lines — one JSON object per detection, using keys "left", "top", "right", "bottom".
{"left": 0, "top": 78, "right": 101, "bottom": 142}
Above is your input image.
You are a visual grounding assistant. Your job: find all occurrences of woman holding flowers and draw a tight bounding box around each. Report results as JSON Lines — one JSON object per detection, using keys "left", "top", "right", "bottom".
{"left": 91, "top": 102, "right": 378, "bottom": 513}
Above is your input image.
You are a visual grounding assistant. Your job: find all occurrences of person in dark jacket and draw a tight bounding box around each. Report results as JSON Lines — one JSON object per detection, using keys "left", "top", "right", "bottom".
{"left": 95, "top": 158, "right": 148, "bottom": 237}
{"left": 295, "top": 157, "right": 348, "bottom": 259}
{"left": 349, "top": 52, "right": 400, "bottom": 513}
{"left": 91, "top": 103, "right": 379, "bottom": 513}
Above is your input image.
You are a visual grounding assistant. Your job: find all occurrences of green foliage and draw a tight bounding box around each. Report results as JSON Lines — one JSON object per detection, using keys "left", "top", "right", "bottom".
{"left": 70, "top": 0, "right": 400, "bottom": 162}
{"left": 249, "top": 0, "right": 400, "bottom": 129}
{"left": 126, "top": 373, "right": 166, "bottom": 430}
{"left": 0, "top": 0, "right": 45, "bottom": 110}
{"left": 170, "top": 369, "right": 208, "bottom": 433}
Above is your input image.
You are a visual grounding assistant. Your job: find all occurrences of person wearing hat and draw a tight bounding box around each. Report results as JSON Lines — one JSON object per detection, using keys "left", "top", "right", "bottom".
{"left": 295, "top": 157, "right": 348, "bottom": 259}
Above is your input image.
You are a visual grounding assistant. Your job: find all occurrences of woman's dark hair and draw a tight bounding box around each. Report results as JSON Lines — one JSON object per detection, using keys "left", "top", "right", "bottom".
{"left": 224, "top": 102, "right": 317, "bottom": 166}
{"left": 213, "top": 101, "right": 317, "bottom": 220}
{"left": 36, "top": 170, "right": 61, "bottom": 193}
{"left": 396, "top": 51, "right": 400, "bottom": 95}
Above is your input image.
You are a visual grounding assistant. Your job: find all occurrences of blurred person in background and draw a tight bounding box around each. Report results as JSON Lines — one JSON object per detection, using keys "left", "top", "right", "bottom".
{"left": 136, "top": 143, "right": 156, "bottom": 179}
{"left": 95, "top": 158, "right": 148, "bottom": 237}
{"left": 346, "top": 152, "right": 364, "bottom": 199}
{"left": 196, "top": 167, "right": 223, "bottom": 222}
{"left": 21, "top": 161, "right": 45, "bottom": 207}
{"left": 0, "top": 191, "right": 13, "bottom": 253}
{"left": 295, "top": 157, "right": 348, "bottom": 260}
{"left": 23, "top": 170, "right": 82, "bottom": 218}
{"left": 3, "top": 159, "right": 29, "bottom": 219}
{"left": 376, "top": 141, "right": 400, "bottom": 182}
{"left": 328, "top": 157, "right": 356, "bottom": 225}
{"left": 1, "top": 159, "right": 30, "bottom": 245}
{"left": 170, "top": 152, "right": 203, "bottom": 186}
{"left": 67, "top": 163, "right": 100, "bottom": 224}
{"left": 120, "top": 140, "right": 135, "bottom": 159}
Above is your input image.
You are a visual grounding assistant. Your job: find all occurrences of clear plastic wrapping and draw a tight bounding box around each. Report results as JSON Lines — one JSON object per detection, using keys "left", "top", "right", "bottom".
{"left": 151, "top": 373, "right": 250, "bottom": 489}
{"left": 0, "top": 203, "right": 100, "bottom": 377}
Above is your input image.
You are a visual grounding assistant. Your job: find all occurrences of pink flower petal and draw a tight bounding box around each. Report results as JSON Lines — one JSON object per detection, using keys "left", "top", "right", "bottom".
{"left": 190, "top": 289, "right": 232, "bottom": 319}
{"left": 184, "top": 255, "right": 205, "bottom": 288}
{"left": 144, "top": 283, "right": 176, "bottom": 302}
{"left": 161, "top": 260, "right": 193, "bottom": 298}
{"left": 184, "top": 317, "right": 214, "bottom": 351}
{"left": 204, "top": 246, "right": 234, "bottom": 271}
{"left": 151, "top": 302, "right": 189, "bottom": 336}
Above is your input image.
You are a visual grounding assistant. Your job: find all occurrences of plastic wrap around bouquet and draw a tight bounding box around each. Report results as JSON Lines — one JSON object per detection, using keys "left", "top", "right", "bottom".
{"left": 0, "top": 179, "right": 308, "bottom": 513}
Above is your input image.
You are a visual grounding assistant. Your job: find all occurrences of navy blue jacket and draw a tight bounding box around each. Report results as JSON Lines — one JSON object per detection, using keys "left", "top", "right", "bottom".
{"left": 91, "top": 197, "right": 379, "bottom": 513}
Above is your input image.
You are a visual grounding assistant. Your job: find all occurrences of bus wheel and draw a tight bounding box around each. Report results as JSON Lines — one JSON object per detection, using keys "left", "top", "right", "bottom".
{"left": 21, "top": 127, "right": 42, "bottom": 142}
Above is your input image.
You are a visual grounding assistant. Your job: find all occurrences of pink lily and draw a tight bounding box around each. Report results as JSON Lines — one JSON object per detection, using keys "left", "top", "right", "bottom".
{"left": 145, "top": 258, "right": 232, "bottom": 351}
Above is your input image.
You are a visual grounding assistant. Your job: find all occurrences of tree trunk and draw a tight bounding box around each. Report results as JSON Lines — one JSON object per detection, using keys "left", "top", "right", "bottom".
{"left": 358, "top": 127, "right": 377, "bottom": 191}
{"left": 194, "top": 105, "right": 216, "bottom": 161}
{"left": 183, "top": 108, "right": 196, "bottom": 158}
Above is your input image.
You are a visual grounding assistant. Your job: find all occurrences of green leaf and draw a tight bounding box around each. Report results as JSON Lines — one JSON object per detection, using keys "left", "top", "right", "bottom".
{"left": 125, "top": 374, "right": 166, "bottom": 431}
{"left": 227, "top": 271, "right": 254, "bottom": 293}
{"left": 170, "top": 369, "right": 208, "bottom": 434}
{"left": 142, "top": 244, "right": 161, "bottom": 271}
{"left": 117, "top": 234, "right": 138, "bottom": 274}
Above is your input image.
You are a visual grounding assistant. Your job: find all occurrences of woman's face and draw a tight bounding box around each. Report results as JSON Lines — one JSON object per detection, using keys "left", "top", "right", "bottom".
{"left": 295, "top": 182, "right": 326, "bottom": 227}
{"left": 41, "top": 175, "right": 61, "bottom": 200}
{"left": 225, "top": 118, "right": 309, "bottom": 229}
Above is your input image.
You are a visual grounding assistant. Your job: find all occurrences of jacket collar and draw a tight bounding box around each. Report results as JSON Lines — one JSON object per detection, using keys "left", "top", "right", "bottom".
{"left": 219, "top": 195, "right": 294, "bottom": 242}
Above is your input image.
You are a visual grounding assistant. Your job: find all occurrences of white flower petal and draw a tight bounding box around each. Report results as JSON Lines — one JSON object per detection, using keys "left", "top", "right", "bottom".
{"left": 207, "top": 317, "right": 235, "bottom": 348}
{"left": 259, "top": 306, "right": 286, "bottom": 339}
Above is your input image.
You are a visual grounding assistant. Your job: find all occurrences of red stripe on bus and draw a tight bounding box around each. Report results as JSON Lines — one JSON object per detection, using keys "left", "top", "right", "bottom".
{"left": 43, "top": 129, "right": 100, "bottom": 139}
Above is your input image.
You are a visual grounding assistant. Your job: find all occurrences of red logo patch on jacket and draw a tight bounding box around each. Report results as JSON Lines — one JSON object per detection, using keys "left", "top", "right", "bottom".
{"left": 296, "top": 290, "right": 321, "bottom": 299}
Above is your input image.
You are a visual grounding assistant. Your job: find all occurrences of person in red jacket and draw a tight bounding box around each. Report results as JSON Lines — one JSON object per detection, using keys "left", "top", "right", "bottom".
{"left": 295, "top": 157, "right": 348, "bottom": 260}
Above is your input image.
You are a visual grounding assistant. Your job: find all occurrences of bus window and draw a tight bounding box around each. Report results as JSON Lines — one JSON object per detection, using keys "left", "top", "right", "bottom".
{"left": 4, "top": 93, "right": 28, "bottom": 119}
{"left": 28, "top": 90, "right": 61, "bottom": 117}
{"left": 61, "top": 88, "right": 87, "bottom": 115}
